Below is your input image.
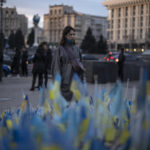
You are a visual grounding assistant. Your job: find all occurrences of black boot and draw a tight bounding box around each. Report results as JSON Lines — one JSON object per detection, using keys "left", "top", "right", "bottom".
{"left": 30, "top": 87, "right": 34, "bottom": 91}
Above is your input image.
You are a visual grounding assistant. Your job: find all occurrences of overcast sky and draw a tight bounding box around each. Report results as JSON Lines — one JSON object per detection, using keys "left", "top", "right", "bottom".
{"left": 5, "top": 0, "right": 108, "bottom": 28}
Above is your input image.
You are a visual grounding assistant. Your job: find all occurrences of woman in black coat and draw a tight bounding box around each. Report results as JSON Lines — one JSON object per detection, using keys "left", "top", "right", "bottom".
{"left": 30, "top": 44, "right": 45, "bottom": 91}
{"left": 43, "top": 42, "right": 52, "bottom": 88}
{"left": 21, "top": 47, "right": 28, "bottom": 76}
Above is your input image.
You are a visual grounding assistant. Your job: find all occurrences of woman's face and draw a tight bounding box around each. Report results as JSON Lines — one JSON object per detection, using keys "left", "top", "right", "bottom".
{"left": 65, "top": 30, "right": 75, "bottom": 42}
{"left": 43, "top": 44, "right": 48, "bottom": 51}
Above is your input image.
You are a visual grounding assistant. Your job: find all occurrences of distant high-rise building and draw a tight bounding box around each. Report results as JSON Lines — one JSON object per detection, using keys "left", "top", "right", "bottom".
{"left": 44, "top": 5, "right": 107, "bottom": 46}
{"left": 0, "top": 7, "right": 28, "bottom": 37}
{"left": 103, "top": 0, "right": 150, "bottom": 51}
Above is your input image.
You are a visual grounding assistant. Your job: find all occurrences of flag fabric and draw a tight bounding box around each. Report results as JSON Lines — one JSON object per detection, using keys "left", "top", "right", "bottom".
{"left": 0, "top": 73, "right": 150, "bottom": 150}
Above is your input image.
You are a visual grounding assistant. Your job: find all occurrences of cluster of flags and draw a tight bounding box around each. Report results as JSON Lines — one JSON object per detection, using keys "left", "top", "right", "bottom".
{"left": 0, "top": 72, "right": 150, "bottom": 150}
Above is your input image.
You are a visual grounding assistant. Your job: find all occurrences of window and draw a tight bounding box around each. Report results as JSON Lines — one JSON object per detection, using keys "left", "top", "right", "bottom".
{"left": 141, "top": 4, "right": 144, "bottom": 15}
{"left": 118, "top": 8, "right": 121, "bottom": 17}
{"left": 111, "top": 20, "right": 114, "bottom": 29}
{"left": 108, "top": 20, "right": 111, "bottom": 29}
{"left": 6, "top": 11, "right": 8, "bottom": 14}
{"left": 132, "top": 29, "right": 135, "bottom": 39}
{"left": 132, "top": 17, "right": 135, "bottom": 27}
{"left": 111, "top": 31, "right": 113, "bottom": 40}
{"left": 124, "top": 30, "right": 127, "bottom": 39}
{"left": 118, "top": 30, "right": 120, "bottom": 40}
{"left": 59, "top": 9, "right": 61, "bottom": 14}
{"left": 140, "top": 16, "right": 143, "bottom": 27}
{"left": 107, "top": 32, "right": 110, "bottom": 40}
{"left": 125, "top": 18, "right": 128, "bottom": 28}
{"left": 118, "top": 19, "right": 120, "bottom": 28}
{"left": 125, "top": 7, "right": 128, "bottom": 16}
{"left": 111, "top": 9, "right": 114, "bottom": 18}
{"left": 140, "top": 29, "right": 143, "bottom": 38}
{"left": 133, "top": 6, "right": 136, "bottom": 16}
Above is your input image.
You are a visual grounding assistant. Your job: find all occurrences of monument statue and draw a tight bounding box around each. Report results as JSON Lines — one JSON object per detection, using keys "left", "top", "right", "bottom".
{"left": 33, "top": 14, "right": 40, "bottom": 47}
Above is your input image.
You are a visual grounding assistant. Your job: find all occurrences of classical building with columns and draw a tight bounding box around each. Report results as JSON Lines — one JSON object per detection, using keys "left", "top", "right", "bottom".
{"left": 103, "top": 0, "right": 150, "bottom": 51}
{"left": 44, "top": 5, "right": 107, "bottom": 46}
{"left": 0, "top": 7, "right": 28, "bottom": 37}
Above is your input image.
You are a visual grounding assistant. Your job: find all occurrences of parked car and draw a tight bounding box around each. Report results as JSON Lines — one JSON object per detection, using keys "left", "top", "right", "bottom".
{"left": 3, "top": 53, "right": 12, "bottom": 65}
{"left": 104, "top": 52, "right": 140, "bottom": 63}
{"left": 82, "top": 54, "right": 98, "bottom": 60}
{"left": 140, "top": 50, "right": 150, "bottom": 62}
{"left": 3, "top": 64, "right": 11, "bottom": 77}
{"left": 104, "top": 52, "right": 119, "bottom": 62}
{"left": 125, "top": 54, "right": 140, "bottom": 61}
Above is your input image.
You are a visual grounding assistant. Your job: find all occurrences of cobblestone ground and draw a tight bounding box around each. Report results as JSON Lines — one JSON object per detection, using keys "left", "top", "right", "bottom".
{"left": 0, "top": 75, "right": 139, "bottom": 112}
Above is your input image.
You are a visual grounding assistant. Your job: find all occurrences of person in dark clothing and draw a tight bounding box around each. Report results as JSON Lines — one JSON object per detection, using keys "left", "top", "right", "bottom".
{"left": 42, "top": 42, "right": 52, "bottom": 88}
{"left": 118, "top": 48, "right": 125, "bottom": 81}
{"left": 51, "top": 26, "right": 84, "bottom": 102}
{"left": 11, "top": 48, "right": 21, "bottom": 75}
{"left": 30, "top": 44, "right": 45, "bottom": 91}
{"left": 21, "top": 47, "right": 28, "bottom": 76}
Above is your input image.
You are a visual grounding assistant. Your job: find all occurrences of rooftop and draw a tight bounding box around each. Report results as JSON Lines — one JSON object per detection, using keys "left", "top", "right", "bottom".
{"left": 103, "top": 0, "right": 149, "bottom": 7}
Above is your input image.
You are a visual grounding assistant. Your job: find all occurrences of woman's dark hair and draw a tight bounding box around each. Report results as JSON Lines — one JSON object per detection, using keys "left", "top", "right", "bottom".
{"left": 38, "top": 42, "right": 48, "bottom": 49}
{"left": 60, "top": 26, "right": 75, "bottom": 46}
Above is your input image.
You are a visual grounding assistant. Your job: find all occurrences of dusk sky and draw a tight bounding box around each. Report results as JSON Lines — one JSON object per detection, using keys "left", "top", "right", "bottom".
{"left": 5, "top": 0, "right": 108, "bottom": 28}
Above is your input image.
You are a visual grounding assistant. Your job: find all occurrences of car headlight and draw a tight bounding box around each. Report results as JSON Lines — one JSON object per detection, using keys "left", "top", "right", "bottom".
{"left": 115, "top": 58, "right": 119, "bottom": 62}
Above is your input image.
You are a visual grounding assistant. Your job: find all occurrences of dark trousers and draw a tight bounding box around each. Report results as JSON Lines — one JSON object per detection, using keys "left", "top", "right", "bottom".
{"left": 31, "top": 72, "right": 43, "bottom": 89}
{"left": 21, "top": 63, "right": 28, "bottom": 76}
{"left": 61, "top": 83, "right": 73, "bottom": 102}
{"left": 118, "top": 66, "right": 124, "bottom": 81}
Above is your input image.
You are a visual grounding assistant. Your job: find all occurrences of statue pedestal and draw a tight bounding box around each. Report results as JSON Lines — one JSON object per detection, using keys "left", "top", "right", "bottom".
{"left": 33, "top": 26, "right": 38, "bottom": 47}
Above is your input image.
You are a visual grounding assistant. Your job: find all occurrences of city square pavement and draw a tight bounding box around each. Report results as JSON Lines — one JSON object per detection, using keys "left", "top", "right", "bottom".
{"left": 0, "top": 75, "right": 139, "bottom": 112}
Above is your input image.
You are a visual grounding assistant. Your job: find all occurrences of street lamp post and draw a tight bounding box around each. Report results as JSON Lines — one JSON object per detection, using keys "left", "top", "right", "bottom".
{"left": 0, "top": 0, "right": 6, "bottom": 82}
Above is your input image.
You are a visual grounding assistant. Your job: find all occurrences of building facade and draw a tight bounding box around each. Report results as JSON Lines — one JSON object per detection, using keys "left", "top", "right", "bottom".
{"left": 0, "top": 7, "right": 28, "bottom": 38}
{"left": 103, "top": 0, "right": 150, "bottom": 51}
{"left": 44, "top": 5, "right": 107, "bottom": 46}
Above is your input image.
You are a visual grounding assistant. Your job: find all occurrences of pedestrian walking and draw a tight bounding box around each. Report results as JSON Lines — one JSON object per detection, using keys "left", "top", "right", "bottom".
{"left": 118, "top": 48, "right": 125, "bottom": 81}
{"left": 21, "top": 47, "right": 28, "bottom": 76}
{"left": 51, "top": 26, "right": 85, "bottom": 102}
{"left": 11, "top": 48, "right": 21, "bottom": 76}
{"left": 30, "top": 44, "right": 45, "bottom": 91}
{"left": 43, "top": 42, "right": 52, "bottom": 88}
